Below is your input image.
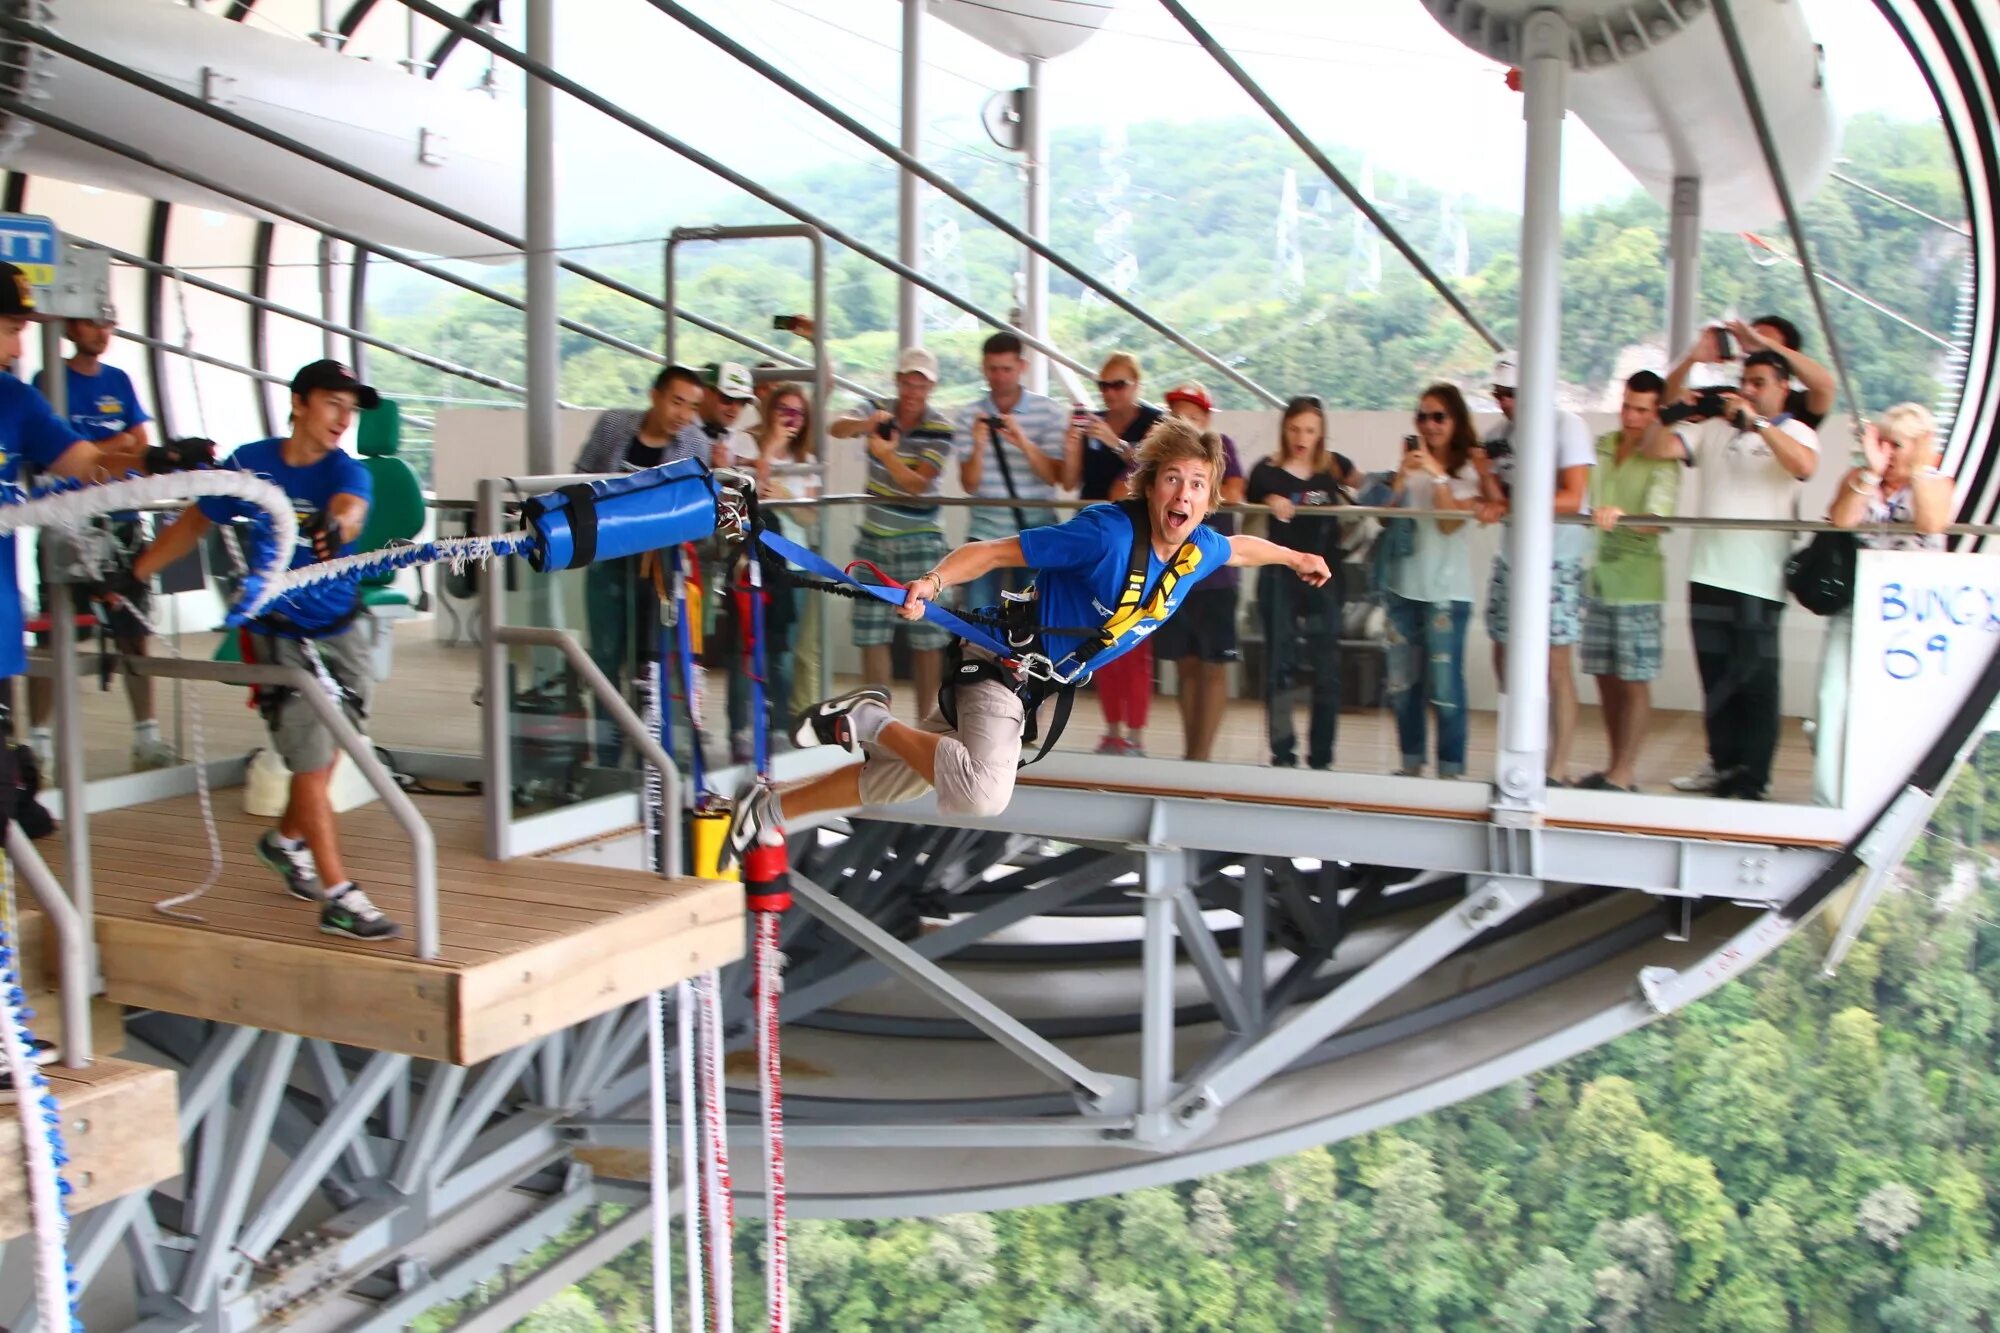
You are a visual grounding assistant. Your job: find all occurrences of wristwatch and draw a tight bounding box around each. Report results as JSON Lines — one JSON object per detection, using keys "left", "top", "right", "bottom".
{"left": 1751, "top": 415, "right": 1772, "bottom": 431}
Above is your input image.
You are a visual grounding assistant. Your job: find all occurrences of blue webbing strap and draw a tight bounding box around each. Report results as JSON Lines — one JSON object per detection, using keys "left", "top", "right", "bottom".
{"left": 671, "top": 548, "right": 712, "bottom": 802}
{"left": 754, "top": 526, "right": 1020, "bottom": 663}
{"left": 745, "top": 541, "right": 771, "bottom": 780}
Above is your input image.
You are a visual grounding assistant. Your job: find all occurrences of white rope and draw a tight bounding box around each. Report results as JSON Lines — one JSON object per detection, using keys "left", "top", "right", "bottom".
{"left": 646, "top": 989, "right": 673, "bottom": 1333}
{"left": 261, "top": 531, "right": 534, "bottom": 601}
{"left": 677, "top": 980, "right": 705, "bottom": 1332}
{"left": 756, "top": 913, "right": 790, "bottom": 1330}
{"left": 0, "top": 857, "right": 78, "bottom": 1333}
{"left": 0, "top": 472, "right": 295, "bottom": 618}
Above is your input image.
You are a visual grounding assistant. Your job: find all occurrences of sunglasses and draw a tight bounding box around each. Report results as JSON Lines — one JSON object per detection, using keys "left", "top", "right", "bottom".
{"left": 776, "top": 405, "right": 805, "bottom": 419}
{"left": 1415, "top": 410, "right": 1449, "bottom": 425}
{"left": 1096, "top": 378, "right": 1133, "bottom": 392}
{"left": 1492, "top": 386, "right": 1516, "bottom": 400}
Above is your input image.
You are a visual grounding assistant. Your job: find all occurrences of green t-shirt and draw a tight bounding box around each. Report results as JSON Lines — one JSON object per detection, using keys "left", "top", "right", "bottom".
{"left": 1586, "top": 431, "right": 1682, "bottom": 605}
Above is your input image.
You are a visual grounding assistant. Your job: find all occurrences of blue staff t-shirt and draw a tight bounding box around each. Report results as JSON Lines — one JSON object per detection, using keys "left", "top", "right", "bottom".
{"left": 1017, "top": 503, "right": 1231, "bottom": 671}
{"left": 0, "top": 380, "right": 85, "bottom": 676}
{"left": 197, "top": 439, "right": 372, "bottom": 636}
{"left": 31, "top": 364, "right": 150, "bottom": 442}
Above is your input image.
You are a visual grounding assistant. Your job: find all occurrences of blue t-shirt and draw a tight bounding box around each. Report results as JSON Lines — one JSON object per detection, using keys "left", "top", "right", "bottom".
{"left": 31, "top": 364, "right": 149, "bottom": 442}
{"left": 1017, "top": 503, "right": 1231, "bottom": 671}
{"left": 197, "top": 439, "right": 372, "bottom": 636}
{"left": 0, "top": 380, "right": 85, "bottom": 676}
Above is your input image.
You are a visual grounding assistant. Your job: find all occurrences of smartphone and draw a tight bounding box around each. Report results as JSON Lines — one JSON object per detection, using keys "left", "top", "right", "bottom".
{"left": 1403, "top": 434, "right": 1420, "bottom": 453}
{"left": 772, "top": 314, "right": 804, "bottom": 333}
{"left": 1713, "top": 325, "right": 1735, "bottom": 361}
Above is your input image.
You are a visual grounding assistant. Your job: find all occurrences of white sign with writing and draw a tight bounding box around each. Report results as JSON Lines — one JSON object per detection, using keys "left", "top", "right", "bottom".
{"left": 1845, "top": 550, "right": 2000, "bottom": 810}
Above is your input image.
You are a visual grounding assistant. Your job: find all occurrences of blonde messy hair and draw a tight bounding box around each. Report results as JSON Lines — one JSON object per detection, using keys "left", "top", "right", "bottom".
{"left": 1878, "top": 401, "right": 1938, "bottom": 457}
{"left": 1129, "top": 414, "right": 1223, "bottom": 498}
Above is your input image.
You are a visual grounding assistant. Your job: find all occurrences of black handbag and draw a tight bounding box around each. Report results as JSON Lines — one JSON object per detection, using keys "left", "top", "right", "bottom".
{"left": 1786, "top": 530, "right": 1859, "bottom": 616}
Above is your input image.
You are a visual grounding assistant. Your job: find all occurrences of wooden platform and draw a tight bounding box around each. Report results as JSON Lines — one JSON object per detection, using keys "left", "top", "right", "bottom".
{"left": 0, "top": 1056, "right": 178, "bottom": 1242}
{"left": 44, "top": 793, "right": 744, "bottom": 1064}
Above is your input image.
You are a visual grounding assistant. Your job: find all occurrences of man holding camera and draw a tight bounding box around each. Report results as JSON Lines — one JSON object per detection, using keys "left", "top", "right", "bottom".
{"left": 1665, "top": 314, "right": 1834, "bottom": 431}
{"left": 829, "top": 347, "right": 955, "bottom": 718}
{"left": 1648, "top": 350, "right": 1819, "bottom": 801}
{"left": 956, "top": 332, "right": 1071, "bottom": 612}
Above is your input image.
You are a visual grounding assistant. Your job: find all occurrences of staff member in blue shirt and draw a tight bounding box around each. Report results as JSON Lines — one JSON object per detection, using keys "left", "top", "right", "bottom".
{"left": 29, "top": 311, "right": 176, "bottom": 771}
{"left": 725, "top": 415, "right": 1331, "bottom": 858}
{"left": 138, "top": 360, "right": 395, "bottom": 942}
{"left": 0, "top": 265, "right": 148, "bottom": 684}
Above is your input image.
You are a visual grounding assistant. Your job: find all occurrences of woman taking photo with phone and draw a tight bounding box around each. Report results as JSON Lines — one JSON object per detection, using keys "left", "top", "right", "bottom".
{"left": 1247, "top": 395, "right": 1361, "bottom": 769}
{"left": 1381, "top": 384, "right": 1482, "bottom": 778}
{"left": 1067, "top": 351, "right": 1165, "bottom": 755}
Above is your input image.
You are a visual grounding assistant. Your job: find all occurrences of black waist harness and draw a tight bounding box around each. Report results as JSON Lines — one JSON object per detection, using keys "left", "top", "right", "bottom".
{"left": 937, "top": 500, "right": 1194, "bottom": 767}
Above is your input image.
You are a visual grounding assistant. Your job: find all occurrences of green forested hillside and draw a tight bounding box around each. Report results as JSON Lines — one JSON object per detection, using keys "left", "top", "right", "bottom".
{"left": 419, "top": 735, "right": 2000, "bottom": 1330}
{"left": 372, "top": 114, "right": 1963, "bottom": 432}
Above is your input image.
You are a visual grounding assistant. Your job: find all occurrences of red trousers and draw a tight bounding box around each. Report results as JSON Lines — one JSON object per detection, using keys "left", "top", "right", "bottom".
{"left": 1093, "top": 642, "right": 1153, "bottom": 729}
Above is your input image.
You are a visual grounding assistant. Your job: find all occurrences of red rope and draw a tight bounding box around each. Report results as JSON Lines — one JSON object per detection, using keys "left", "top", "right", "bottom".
{"left": 756, "top": 910, "right": 790, "bottom": 1329}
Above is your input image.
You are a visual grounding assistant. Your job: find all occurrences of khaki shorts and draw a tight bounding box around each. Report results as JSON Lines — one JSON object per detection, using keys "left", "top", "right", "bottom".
{"left": 856, "top": 673, "right": 1027, "bottom": 819}
{"left": 243, "top": 623, "right": 373, "bottom": 775}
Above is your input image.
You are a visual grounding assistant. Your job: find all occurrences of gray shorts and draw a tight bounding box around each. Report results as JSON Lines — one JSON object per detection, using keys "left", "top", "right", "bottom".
{"left": 856, "top": 672, "right": 1026, "bottom": 819}
{"left": 243, "top": 624, "right": 373, "bottom": 774}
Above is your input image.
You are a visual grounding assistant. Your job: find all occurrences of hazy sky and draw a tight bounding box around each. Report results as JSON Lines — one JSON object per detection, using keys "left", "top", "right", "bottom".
{"left": 469, "top": 0, "right": 1945, "bottom": 239}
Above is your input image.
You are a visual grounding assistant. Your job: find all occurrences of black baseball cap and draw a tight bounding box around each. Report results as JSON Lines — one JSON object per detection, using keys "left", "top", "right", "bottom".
{"left": 0, "top": 262, "right": 37, "bottom": 318}
{"left": 290, "top": 359, "right": 380, "bottom": 410}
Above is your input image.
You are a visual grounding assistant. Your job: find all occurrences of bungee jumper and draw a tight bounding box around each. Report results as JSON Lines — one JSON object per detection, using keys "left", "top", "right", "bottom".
{"left": 719, "top": 414, "right": 1333, "bottom": 866}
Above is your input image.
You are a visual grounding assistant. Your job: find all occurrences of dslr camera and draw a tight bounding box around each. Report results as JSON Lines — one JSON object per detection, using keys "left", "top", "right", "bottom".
{"left": 1660, "top": 386, "right": 1733, "bottom": 424}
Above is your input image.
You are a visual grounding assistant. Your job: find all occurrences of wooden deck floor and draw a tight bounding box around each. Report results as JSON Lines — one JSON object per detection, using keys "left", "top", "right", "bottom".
{"left": 45, "top": 793, "right": 743, "bottom": 1064}
{"left": 0, "top": 1056, "right": 178, "bottom": 1242}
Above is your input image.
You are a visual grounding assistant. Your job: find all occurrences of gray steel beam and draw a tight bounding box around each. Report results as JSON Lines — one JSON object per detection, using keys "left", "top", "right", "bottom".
{"left": 178, "top": 1032, "right": 300, "bottom": 1311}
{"left": 651, "top": 0, "right": 1282, "bottom": 404}
{"left": 0, "top": 84, "right": 850, "bottom": 395}
{"left": 1140, "top": 853, "right": 1180, "bottom": 1118}
{"left": 1239, "top": 859, "right": 1267, "bottom": 1030}
{"left": 447, "top": 1203, "right": 652, "bottom": 1333}
{"left": 394, "top": 0, "right": 1101, "bottom": 381}
{"left": 1156, "top": 0, "right": 1500, "bottom": 352}
{"left": 305, "top": 1040, "right": 382, "bottom": 1179}
{"left": 787, "top": 871, "right": 1123, "bottom": 1106}
{"left": 1495, "top": 8, "right": 1568, "bottom": 814}
{"left": 897, "top": 0, "right": 923, "bottom": 350}
{"left": 429, "top": 1043, "right": 540, "bottom": 1187}
{"left": 237, "top": 1052, "right": 409, "bottom": 1261}
{"left": 390, "top": 1062, "right": 465, "bottom": 1195}
{"left": 95, "top": 240, "right": 548, "bottom": 402}
{"left": 1712, "top": 0, "right": 1864, "bottom": 423}
{"left": 524, "top": 0, "right": 559, "bottom": 474}
{"left": 1178, "top": 880, "right": 1541, "bottom": 1117}
{"left": 1667, "top": 176, "right": 1701, "bottom": 356}
{"left": 1170, "top": 881, "right": 1253, "bottom": 1036}
{"left": 779, "top": 854, "right": 1117, "bottom": 1022}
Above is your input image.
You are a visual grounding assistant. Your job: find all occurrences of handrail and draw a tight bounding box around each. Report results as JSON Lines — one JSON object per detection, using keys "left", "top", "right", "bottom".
{"left": 113, "top": 657, "right": 442, "bottom": 961}
{"left": 7, "top": 826, "right": 92, "bottom": 1067}
{"left": 493, "top": 628, "right": 683, "bottom": 878}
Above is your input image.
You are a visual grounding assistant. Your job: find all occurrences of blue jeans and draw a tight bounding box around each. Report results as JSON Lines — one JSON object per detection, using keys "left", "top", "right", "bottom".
{"left": 1385, "top": 593, "right": 1470, "bottom": 775}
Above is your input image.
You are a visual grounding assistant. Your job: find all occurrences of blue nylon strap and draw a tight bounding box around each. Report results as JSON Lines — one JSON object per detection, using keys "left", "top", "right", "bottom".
{"left": 754, "top": 526, "right": 1021, "bottom": 662}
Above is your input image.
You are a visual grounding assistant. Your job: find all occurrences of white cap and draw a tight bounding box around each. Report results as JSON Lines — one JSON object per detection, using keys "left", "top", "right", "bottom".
{"left": 1490, "top": 349, "right": 1519, "bottom": 390}
{"left": 896, "top": 346, "right": 940, "bottom": 382}
{"left": 711, "top": 361, "right": 754, "bottom": 400}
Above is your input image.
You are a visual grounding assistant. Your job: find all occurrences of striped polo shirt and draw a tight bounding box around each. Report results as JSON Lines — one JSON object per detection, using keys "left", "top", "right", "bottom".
{"left": 955, "top": 389, "right": 1068, "bottom": 541}
{"left": 861, "top": 409, "right": 955, "bottom": 538}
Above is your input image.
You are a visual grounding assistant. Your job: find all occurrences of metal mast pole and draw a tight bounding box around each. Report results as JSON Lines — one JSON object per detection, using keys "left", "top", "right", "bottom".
{"left": 1667, "top": 176, "right": 1701, "bottom": 358}
{"left": 524, "top": 0, "right": 559, "bottom": 475}
{"left": 898, "top": 0, "right": 924, "bottom": 350}
{"left": 1495, "top": 8, "right": 1569, "bottom": 809}
{"left": 1024, "top": 55, "right": 1051, "bottom": 397}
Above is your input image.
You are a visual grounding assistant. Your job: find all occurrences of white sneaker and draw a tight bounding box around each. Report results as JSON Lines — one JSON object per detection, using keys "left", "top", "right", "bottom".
{"left": 1671, "top": 761, "right": 1722, "bottom": 793}
{"left": 131, "top": 736, "right": 178, "bottom": 771}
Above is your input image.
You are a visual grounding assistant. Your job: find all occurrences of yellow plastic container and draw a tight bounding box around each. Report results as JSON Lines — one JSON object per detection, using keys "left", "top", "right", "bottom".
{"left": 690, "top": 806, "right": 738, "bottom": 882}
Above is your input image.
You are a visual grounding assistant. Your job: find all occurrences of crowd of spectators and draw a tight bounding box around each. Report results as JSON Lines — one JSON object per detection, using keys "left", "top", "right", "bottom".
{"left": 572, "top": 312, "right": 1953, "bottom": 808}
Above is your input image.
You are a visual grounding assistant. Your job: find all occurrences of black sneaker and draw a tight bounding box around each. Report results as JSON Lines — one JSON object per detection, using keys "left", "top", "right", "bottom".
{"left": 791, "top": 687, "right": 890, "bottom": 755}
{"left": 320, "top": 886, "right": 400, "bottom": 941}
{"left": 720, "top": 781, "right": 780, "bottom": 874}
{"left": 257, "top": 831, "right": 322, "bottom": 902}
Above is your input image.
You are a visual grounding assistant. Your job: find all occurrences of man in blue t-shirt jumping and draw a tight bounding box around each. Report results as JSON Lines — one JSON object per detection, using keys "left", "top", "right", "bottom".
{"left": 723, "top": 414, "right": 1331, "bottom": 861}
{"left": 29, "top": 311, "right": 178, "bottom": 772}
{"left": 138, "top": 359, "right": 395, "bottom": 942}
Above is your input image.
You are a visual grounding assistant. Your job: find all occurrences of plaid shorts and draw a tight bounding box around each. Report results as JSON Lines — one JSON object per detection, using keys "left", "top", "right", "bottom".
{"left": 1580, "top": 598, "right": 1664, "bottom": 682}
{"left": 851, "top": 531, "right": 952, "bottom": 650}
{"left": 1487, "top": 555, "right": 1584, "bottom": 647}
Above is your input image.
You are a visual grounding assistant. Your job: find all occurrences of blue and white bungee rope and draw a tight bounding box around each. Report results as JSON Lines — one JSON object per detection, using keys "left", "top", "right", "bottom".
{"left": 0, "top": 897, "right": 80, "bottom": 1332}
